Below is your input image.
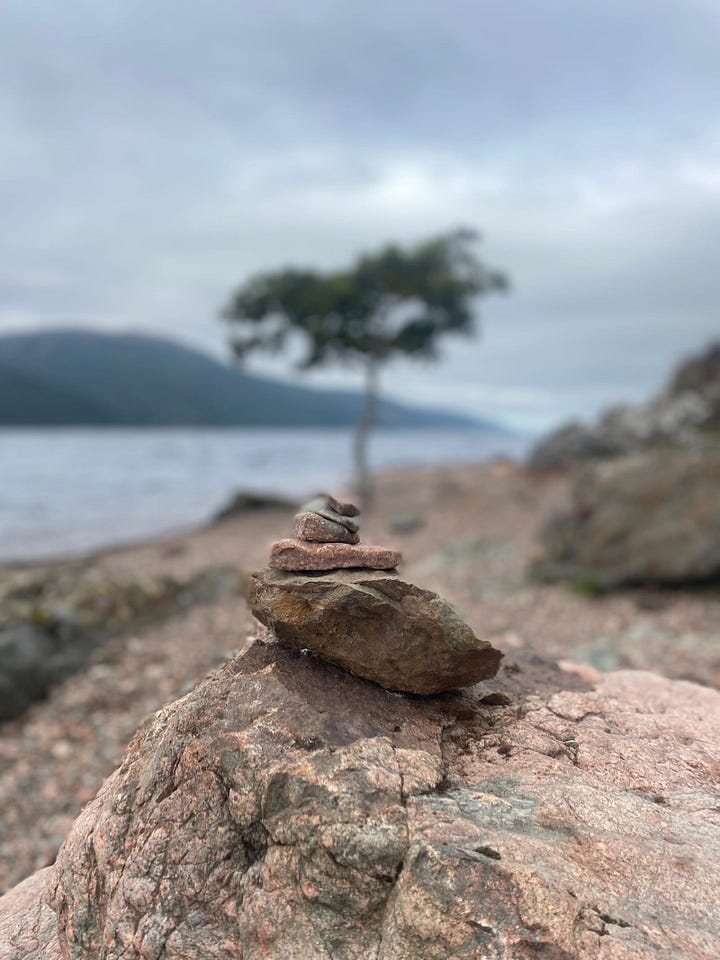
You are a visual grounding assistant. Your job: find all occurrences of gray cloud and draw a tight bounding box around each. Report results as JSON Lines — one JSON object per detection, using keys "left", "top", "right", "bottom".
{"left": 1, "top": 0, "right": 719, "bottom": 430}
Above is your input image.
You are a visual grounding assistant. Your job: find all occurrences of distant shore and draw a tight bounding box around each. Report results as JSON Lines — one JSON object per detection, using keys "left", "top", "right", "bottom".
{"left": 0, "top": 428, "right": 531, "bottom": 564}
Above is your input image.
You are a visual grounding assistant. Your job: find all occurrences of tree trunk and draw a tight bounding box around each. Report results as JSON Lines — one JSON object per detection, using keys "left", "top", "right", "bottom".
{"left": 353, "top": 359, "right": 379, "bottom": 508}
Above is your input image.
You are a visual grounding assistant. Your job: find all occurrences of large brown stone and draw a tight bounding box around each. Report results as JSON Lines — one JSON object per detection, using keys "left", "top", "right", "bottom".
{"left": 249, "top": 567, "right": 502, "bottom": 694}
{"left": 3, "top": 643, "right": 719, "bottom": 959}
{"left": 270, "top": 538, "right": 400, "bottom": 571}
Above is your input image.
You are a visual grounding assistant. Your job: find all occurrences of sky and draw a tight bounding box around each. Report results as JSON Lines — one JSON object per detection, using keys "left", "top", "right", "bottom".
{"left": 1, "top": 0, "right": 719, "bottom": 432}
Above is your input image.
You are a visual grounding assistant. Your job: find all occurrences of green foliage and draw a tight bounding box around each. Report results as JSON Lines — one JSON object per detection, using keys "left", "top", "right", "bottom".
{"left": 571, "top": 577, "right": 606, "bottom": 598}
{"left": 221, "top": 228, "right": 508, "bottom": 370}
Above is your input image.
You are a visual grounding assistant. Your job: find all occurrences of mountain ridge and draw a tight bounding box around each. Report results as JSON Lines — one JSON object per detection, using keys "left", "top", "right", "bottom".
{"left": 0, "top": 329, "right": 505, "bottom": 431}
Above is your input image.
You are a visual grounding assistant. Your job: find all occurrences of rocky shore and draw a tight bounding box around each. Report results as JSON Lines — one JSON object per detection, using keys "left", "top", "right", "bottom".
{"left": 3, "top": 628, "right": 720, "bottom": 958}
{"left": 0, "top": 460, "right": 718, "bottom": 956}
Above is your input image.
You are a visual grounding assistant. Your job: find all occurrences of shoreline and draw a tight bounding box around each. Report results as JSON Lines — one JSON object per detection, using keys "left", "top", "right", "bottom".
{"left": 0, "top": 456, "right": 524, "bottom": 572}
{"left": 1, "top": 458, "right": 719, "bottom": 894}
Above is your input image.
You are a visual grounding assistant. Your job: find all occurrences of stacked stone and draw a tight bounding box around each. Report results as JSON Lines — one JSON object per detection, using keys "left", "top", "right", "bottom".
{"left": 270, "top": 494, "right": 401, "bottom": 572}
{"left": 252, "top": 492, "right": 502, "bottom": 695}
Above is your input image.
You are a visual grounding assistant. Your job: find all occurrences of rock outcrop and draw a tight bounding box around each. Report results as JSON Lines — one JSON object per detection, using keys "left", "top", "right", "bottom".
{"left": 669, "top": 341, "right": 720, "bottom": 427}
{"left": 1, "top": 639, "right": 719, "bottom": 959}
{"left": 530, "top": 341, "right": 720, "bottom": 467}
{"left": 249, "top": 568, "right": 502, "bottom": 694}
{"left": 534, "top": 444, "right": 720, "bottom": 587}
{"left": 0, "top": 562, "right": 240, "bottom": 720}
{"left": 0, "top": 561, "right": 240, "bottom": 636}
{"left": 0, "top": 615, "right": 99, "bottom": 721}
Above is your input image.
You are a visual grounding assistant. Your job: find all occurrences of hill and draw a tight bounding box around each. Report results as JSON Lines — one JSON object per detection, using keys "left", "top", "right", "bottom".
{"left": 0, "top": 330, "right": 500, "bottom": 429}
{"left": 0, "top": 362, "right": 114, "bottom": 425}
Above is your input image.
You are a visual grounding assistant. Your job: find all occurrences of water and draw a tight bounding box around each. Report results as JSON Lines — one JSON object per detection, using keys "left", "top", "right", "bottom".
{"left": 0, "top": 428, "right": 529, "bottom": 562}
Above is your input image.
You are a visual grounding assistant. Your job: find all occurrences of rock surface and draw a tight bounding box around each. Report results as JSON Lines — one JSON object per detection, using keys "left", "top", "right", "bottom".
{"left": 0, "top": 869, "right": 60, "bottom": 960}
{"left": 0, "top": 561, "right": 240, "bottom": 636}
{"left": 322, "top": 494, "right": 361, "bottom": 518}
{"left": 294, "top": 511, "right": 360, "bottom": 544}
{"left": 2, "top": 640, "right": 719, "bottom": 959}
{"left": 301, "top": 497, "right": 360, "bottom": 533}
{"left": 670, "top": 341, "right": 720, "bottom": 427}
{"left": 270, "top": 538, "right": 401, "bottom": 571}
{"left": 0, "top": 616, "right": 99, "bottom": 721}
{"left": 0, "top": 561, "right": 240, "bottom": 719}
{"left": 534, "top": 444, "right": 720, "bottom": 587}
{"left": 530, "top": 341, "right": 720, "bottom": 466}
{"left": 249, "top": 567, "right": 502, "bottom": 694}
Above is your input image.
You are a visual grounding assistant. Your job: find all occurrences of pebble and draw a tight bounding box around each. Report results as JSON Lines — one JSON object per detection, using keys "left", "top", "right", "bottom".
{"left": 294, "top": 512, "right": 360, "bottom": 544}
{"left": 301, "top": 497, "right": 360, "bottom": 534}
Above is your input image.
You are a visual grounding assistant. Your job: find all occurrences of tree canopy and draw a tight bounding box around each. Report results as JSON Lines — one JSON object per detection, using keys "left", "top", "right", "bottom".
{"left": 222, "top": 227, "right": 508, "bottom": 502}
{"left": 222, "top": 228, "right": 508, "bottom": 371}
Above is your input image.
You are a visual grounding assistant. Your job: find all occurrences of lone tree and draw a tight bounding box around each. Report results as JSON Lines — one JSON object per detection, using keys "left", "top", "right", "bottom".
{"left": 221, "top": 228, "right": 508, "bottom": 504}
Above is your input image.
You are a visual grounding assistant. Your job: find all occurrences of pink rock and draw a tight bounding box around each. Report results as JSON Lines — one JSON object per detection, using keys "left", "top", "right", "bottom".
{"left": 270, "top": 539, "right": 401, "bottom": 571}
{"left": 3, "top": 646, "right": 720, "bottom": 958}
{"left": 0, "top": 867, "right": 61, "bottom": 960}
{"left": 293, "top": 512, "right": 360, "bottom": 545}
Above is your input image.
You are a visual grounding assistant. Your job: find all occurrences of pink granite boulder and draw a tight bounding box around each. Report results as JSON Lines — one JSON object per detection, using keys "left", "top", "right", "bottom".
{"left": 2, "top": 646, "right": 719, "bottom": 959}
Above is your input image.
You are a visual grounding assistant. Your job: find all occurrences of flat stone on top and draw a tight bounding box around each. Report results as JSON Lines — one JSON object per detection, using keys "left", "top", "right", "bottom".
{"left": 270, "top": 539, "right": 401, "bottom": 571}
{"left": 303, "top": 494, "right": 360, "bottom": 519}
{"left": 294, "top": 512, "right": 360, "bottom": 544}
{"left": 324, "top": 494, "right": 360, "bottom": 518}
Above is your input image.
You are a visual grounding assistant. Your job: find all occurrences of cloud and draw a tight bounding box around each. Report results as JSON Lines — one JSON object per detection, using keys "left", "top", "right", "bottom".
{"left": 1, "top": 0, "right": 719, "bottom": 430}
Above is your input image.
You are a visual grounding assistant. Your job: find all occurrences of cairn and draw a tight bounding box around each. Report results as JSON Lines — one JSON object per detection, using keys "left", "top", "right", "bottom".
{"left": 250, "top": 493, "right": 502, "bottom": 695}
{"left": 270, "top": 494, "right": 401, "bottom": 571}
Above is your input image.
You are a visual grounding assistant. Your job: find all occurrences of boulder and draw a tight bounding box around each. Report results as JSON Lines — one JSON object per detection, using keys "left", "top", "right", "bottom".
{"left": 529, "top": 341, "right": 720, "bottom": 467}
{"left": 669, "top": 341, "right": 720, "bottom": 426}
{"left": 534, "top": 444, "right": 720, "bottom": 587}
{"left": 2, "top": 640, "right": 719, "bottom": 959}
{"left": 529, "top": 416, "right": 635, "bottom": 467}
{"left": 0, "top": 616, "right": 99, "bottom": 721}
{"left": 0, "top": 562, "right": 240, "bottom": 636}
{"left": 249, "top": 567, "right": 501, "bottom": 693}
{"left": 0, "top": 563, "right": 240, "bottom": 719}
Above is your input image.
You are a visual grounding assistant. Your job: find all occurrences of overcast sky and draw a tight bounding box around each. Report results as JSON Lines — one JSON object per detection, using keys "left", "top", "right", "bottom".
{"left": 2, "top": 0, "right": 719, "bottom": 431}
